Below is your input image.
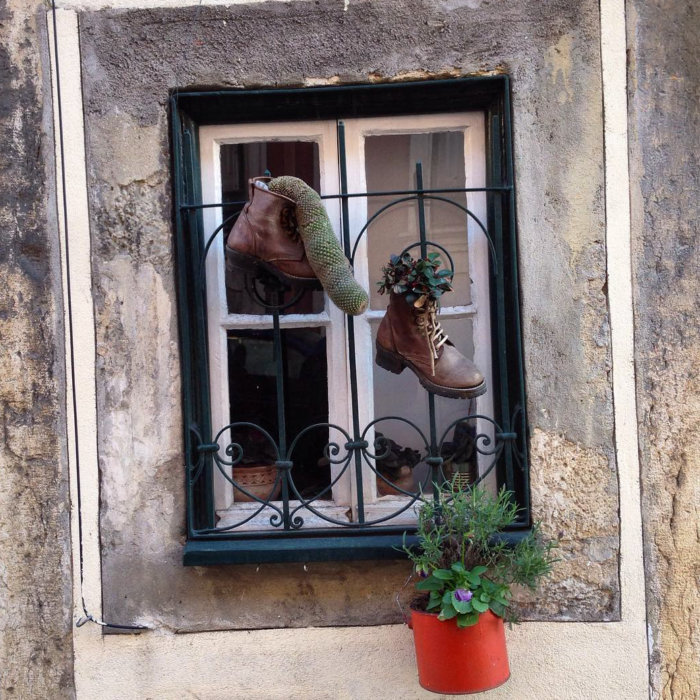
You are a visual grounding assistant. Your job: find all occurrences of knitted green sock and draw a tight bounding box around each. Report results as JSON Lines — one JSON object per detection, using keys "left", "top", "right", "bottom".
{"left": 269, "top": 176, "right": 369, "bottom": 316}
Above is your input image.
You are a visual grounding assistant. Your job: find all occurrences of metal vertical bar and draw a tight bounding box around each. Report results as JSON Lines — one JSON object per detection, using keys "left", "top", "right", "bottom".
{"left": 415, "top": 163, "right": 441, "bottom": 495}
{"left": 271, "top": 297, "right": 291, "bottom": 529}
{"left": 184, "top": 126, "right": 215, "bottom": 530}
{"left": 503, "top": 79, "right": 530, "bottom": 518}
{"left": 416, "top": 162, "right": 428, "bottom": 258}
{"left": 490, "top": 115, "right": 515, "bottom": 494}
{"left": 337, "top": 121, "right": 365, "bottom": 524}
{"left": 171, "top": 100, "right": 197, "bottom": 537}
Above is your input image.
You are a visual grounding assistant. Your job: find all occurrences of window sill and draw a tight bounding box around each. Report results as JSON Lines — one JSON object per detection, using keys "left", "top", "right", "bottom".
{"left": 183, "top": 529, "right": 531, "bottom": 566}
{"left": 183, "top": 534, "right": 418, "bottom": 565}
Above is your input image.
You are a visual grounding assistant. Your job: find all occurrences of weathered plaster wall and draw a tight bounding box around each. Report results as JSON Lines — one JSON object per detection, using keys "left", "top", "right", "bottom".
{"left": 78, "top": 0, "right": 618, "bottom": 630}
{"left": 627, "top": 1, "right": 700, "bottom": 697}
{"left": 74, "top": 620, "right": 651, "bottom": 699}
{"left": 0, "top": 1, "right": 74, "bottom": 696}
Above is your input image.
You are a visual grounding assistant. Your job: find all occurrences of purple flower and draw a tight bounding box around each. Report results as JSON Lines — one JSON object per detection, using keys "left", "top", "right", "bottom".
{"left": 454, "top": 588, "right": 473, "bottom": 602}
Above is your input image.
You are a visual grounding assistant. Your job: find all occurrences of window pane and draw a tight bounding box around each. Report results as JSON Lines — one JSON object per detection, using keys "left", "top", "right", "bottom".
{"left": 227, "top": 326, "right": 331, "bottom": 500}
{"left": 364, "top": 132, "right": 471, "bottom": 311}
{"left": 370, "top": 316, "right": 492, "bottom": 492}
{"left": 221, "top": 141, "right": 324, "bottom": 315}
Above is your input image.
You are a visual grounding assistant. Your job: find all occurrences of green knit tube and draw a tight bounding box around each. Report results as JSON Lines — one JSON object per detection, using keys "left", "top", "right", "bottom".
{"left": 268, "top": 176, "right": 369, "bottom": 316}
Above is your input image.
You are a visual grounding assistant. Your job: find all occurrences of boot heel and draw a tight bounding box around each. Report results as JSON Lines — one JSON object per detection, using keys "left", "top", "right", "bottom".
{"left": 376, "top": 346, "right": 405, "bottom": 375}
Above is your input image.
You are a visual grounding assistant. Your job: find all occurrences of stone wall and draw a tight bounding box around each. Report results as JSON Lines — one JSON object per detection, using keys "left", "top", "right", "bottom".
{"left": 6, "top": 0, "right": 700, "bottom": 696}
{"left": 0, "top": 1, "right": 74, "bottom": 696}
{"left": 627, "top": 1, "right": 700, "bottom": 697}
{"left": 78, "top": 0, "right": 619, "bottom": 632}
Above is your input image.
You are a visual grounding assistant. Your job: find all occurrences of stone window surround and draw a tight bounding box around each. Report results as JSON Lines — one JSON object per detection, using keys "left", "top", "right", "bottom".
{"left": 52, "top": 1, "right": 628, "bottom": 636}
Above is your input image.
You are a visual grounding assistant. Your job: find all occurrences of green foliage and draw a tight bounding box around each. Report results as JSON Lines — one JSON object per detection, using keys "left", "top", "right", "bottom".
{"left": 405, "top": 483, "right": 557, "bottom": 626}
{"left": 377, "top": 251, "right": 453, "bottom": 305}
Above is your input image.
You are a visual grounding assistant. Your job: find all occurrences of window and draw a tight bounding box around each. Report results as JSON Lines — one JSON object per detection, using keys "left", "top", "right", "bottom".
{"left": 172, "top": 78, "right": 529, "bottom": 564}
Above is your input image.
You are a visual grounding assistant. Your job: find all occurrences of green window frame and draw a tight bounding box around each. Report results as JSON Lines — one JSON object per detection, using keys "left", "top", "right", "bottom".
{"left": 171, "top": 76, "right": 530, "bottom": 565}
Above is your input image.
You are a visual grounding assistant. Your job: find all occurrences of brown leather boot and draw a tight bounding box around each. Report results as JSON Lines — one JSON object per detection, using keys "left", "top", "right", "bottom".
{"left": 375, "top": 292, "right": 486, "bottom": 399}
{"left": 225, "top": 177, "right": 321, "bottom": 289}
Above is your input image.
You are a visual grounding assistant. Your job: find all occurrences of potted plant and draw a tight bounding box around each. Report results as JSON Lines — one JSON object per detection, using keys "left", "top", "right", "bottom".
{"left": 376, "top": 252, "right": 486, "bottom": 399}
{"left": 377, "top": 250, "right": 454, "bottom": 304}
{"left": 404, "top": 483, "right": 557, "bottom": 694}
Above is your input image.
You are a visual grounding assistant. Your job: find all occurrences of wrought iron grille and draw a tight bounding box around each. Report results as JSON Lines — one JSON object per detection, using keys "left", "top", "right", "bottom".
{"left": 171, "top": 78, "right": 530, "bottom": 564}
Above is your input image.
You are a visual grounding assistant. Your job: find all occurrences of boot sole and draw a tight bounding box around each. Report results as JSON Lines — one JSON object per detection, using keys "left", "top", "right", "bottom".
{"left": 375, "top": 344, "right": 487, "bottom": 400}
{"left": 225, "top": 247, "right": 322, "bottom": 291}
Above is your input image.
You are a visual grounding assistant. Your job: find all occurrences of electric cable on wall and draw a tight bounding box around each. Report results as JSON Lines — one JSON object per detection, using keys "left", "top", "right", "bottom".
{"left": 50, "top": 0, "right": 149, "bottom": 632}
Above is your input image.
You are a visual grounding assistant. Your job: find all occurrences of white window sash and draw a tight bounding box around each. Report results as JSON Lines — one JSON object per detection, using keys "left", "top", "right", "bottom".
{"left": 199, "top": 113, "right": 493, "bottom": 524}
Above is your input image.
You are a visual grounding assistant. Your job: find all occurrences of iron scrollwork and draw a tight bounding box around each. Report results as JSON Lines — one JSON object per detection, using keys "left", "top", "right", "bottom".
{"left": 188, "top": 156, "right": 520, "bottom": 538}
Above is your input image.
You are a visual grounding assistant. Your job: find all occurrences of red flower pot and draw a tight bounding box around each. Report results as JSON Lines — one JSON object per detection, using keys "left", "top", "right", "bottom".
{"left": 410, "top": 609, "right": 510, "bottom": 694}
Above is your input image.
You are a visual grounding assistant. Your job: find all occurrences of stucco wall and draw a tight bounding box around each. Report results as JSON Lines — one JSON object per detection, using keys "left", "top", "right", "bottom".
{"left": 627, "top": 1, "right": 700, "bottom": 697}
{"left": 12, "top": 0, "right": 700, "bottom": 696}
{"left": 0, "top": 1, "right": 74, "bottom": 696}
{"left": 76, "top": 0, "right": 619, "bottom": 631}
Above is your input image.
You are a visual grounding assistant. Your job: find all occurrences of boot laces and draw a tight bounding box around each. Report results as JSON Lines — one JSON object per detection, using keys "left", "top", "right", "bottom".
{"left": 415, "top": 298, "right": 448, "bottom": 376}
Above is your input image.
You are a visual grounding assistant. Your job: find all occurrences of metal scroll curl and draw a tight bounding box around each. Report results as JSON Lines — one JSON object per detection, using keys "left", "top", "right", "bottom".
{"left": 198, "top": 421, "right": 285, "bottom": 532}
{"left": 359, "top": 416, "right": 432, "bottom": 500}
{"left": 188, "top": 163, "right": 520, "bottom": 537}
{"left": 286, "top": 423, "right": 354, "bottom": 529}
{"left": 349, "top": 194, "right": 498, "bottom": 274}
{"left": 192, "top": 410, "right": 508, "bottom": 534}
{"left": 346, "top": 416, "right": 433, "bottom": 525}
